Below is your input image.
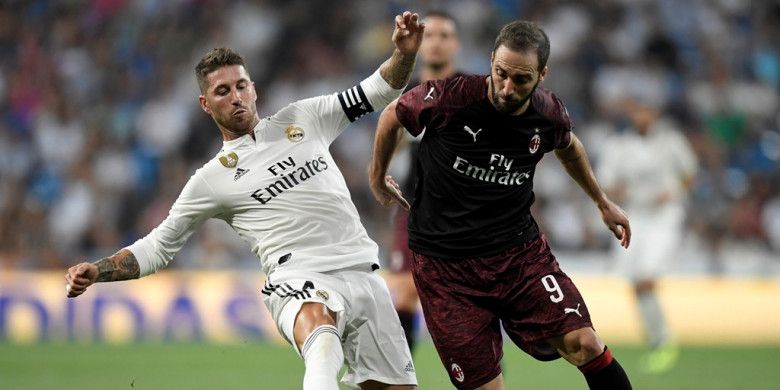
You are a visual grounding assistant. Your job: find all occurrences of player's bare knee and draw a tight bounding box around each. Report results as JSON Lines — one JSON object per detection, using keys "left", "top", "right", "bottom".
{"left": 556, "top": 329, "right": 604, "bottom": 366}
{"left": 634, "top": 279, "right": 655, "bottom": 294}
{"left": 577, "top": 335, "right": 605, "bottom": 365}
{"left": 294, "top": 302, "right": 337, "bottom": 349}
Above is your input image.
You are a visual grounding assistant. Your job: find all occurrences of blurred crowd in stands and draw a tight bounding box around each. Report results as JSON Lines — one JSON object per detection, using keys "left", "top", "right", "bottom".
{"left": 0, "top": 0, "right": 778, "bottom": 273}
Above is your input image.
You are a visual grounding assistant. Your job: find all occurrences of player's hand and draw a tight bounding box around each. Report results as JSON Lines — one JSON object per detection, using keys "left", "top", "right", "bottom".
{"left": 370, "top": 175, "right": 411, "bottom": 211}
{"left": 598, "top": 199, "right": 631, "bottom": 248}
{"left": 392, "top": 11, "right": 424, "bottom": 55}
{"left": 65, "top": 262, "right": 99, "bottom": 298}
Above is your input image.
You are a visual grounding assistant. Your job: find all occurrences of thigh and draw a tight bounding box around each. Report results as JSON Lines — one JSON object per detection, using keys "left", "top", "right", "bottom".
{"left": 411, "top": 252, "right": 503, "bottom": 389}
{"left": 500, "top": 235, "right": 593, "bottom": 360}
{"left": 341, "top": 272, "right": 418, "bottom": 388}
{"left": 263, "top": 271, "right": 347, "bottom": 355}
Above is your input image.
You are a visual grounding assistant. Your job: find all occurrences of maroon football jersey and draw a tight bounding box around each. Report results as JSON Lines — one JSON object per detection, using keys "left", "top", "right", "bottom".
{"left": 396, "top": 74, "right": 572, "bottom": 259}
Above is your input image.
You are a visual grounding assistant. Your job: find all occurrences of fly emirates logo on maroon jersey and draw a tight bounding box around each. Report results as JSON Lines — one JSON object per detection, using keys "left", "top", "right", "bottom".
{"left": 452, "top": 152, "right": 530, "bottom": 186}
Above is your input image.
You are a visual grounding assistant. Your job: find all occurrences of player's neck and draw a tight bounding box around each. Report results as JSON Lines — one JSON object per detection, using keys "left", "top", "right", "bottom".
{"left": 420, "top": 64, "right": 457, "bottom": 82}
{"left": 219, "top": 117, "right": 259, "bottom": 141}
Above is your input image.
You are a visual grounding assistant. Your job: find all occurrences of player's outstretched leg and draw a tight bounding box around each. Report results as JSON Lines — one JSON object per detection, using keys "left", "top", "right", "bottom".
{"left": 295, "top": 303, "right": 343, "bottom": 390}
{"left": 302, "top": 325, "right": 343, "bottom": 389}
{"left": 547, "top": 327, "right": 632, "bottom": 390}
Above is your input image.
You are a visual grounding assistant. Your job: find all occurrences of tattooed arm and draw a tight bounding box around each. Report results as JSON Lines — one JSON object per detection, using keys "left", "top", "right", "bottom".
{"left": 378, "top": 11, "right": 424, "bottom": 89}
{"left": 65, "top": 249, "right": 140, "bottom": 298}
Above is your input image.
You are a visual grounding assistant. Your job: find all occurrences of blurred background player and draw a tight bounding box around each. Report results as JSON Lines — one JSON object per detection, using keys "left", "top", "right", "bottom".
{"left": 387, "top": 10, "right": 462, "bottom": 354}
{"left": 598, "top": 97, "right": 698, "bottom": 373}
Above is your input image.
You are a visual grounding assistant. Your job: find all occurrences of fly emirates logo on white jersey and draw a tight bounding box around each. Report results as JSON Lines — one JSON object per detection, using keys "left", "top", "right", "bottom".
{"left": 452, "top": 153, "right": 530, "bottom": 186}
{"left": 250, "top": 155, "right": 329, "bottom": 204}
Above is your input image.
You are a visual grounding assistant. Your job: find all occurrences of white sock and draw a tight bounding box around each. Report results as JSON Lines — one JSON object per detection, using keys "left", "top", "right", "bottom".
{"left": 637, "top": 290, "right": 669, "bottom": 348}
{"left": 302, "top": 325, "right": 343, "bottom": 390}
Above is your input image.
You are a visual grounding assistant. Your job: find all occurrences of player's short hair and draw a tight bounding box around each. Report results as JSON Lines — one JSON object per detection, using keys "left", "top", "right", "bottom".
{"left": 195, "top": 47, "right": 246, "bottom": 93}
{"left": 493, "top": 21, "right": 550, "bottom": 72}
{"left": 423, "top": 9, "right": 458, "bottom": 32}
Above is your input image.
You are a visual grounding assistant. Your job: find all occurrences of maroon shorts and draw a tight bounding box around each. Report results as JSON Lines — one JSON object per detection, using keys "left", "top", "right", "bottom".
{"left": 389, "top": 208, "right": 414, "bottom": 273}
{"left": 411, "top": 234, "right": 593, "bottom": 389}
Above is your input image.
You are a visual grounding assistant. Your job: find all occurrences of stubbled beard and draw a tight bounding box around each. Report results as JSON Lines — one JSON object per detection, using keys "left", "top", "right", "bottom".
{"left": 490, "top": 74, "right": 538, "bottom": 114}
{"left": 427, "top": 61, "right": 447, "bottom": 72}
{"left": 217, "top": 111, "right": 254, "bottom": 135}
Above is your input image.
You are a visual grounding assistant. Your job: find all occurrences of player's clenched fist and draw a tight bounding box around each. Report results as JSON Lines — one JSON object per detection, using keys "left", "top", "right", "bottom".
{"left": 65, "top": 262, "right": 98, "bottom": 298}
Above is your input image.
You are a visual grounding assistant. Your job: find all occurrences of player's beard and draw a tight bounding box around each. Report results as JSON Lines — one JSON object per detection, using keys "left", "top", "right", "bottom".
{"left": 490, "top": 74, "right": 539, "bottom": 114}
{"left": 427, "top": 61, "right": 447, "bottom": 72}
{"left": 216, "top": 106, "right": 257, "bottom": 137}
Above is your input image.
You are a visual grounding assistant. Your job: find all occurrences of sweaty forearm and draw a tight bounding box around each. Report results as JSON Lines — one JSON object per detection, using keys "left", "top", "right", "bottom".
{"left": 555, "top": 136, "right": 608, "bottom": 206}
{"left": 93, "top": 249, "right": 140, "bottom": 282}
{"left": 379, "top": 49, "right": 416, "bottom": 89}
{"left": 370, "top": 104, "right": 404, "bottom": 183}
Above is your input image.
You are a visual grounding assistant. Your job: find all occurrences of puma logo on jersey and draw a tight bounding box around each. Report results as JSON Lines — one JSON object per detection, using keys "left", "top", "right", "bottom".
{"left": 463, "top": 125, "right": 482, "bottom": 142}
{"left": 424, "top": 86, "right": 435, "bottom": 101}
{"left": 233, "top": 167, "right": 249, "bottom": 181}
{"left": 564, "top": 303, "right": 582, "bottom": 317}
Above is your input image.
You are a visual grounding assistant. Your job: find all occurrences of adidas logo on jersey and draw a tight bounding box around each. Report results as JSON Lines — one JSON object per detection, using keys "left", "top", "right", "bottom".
{"left": 233, "top": 168, "right": 249, "bottom": 181}
{"left": 404, "top": 361, "right": 415, "bottom": 373}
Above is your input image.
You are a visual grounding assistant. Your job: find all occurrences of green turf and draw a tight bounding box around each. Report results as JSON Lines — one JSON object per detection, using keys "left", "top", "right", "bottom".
{"left": 1, "top": 342, "right": 778, "bottom": 389}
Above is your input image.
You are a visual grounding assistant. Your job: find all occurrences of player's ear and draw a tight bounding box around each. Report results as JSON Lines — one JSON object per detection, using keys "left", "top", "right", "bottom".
{"left": 539, "top": 65, "right": 548, "bottom": 83}
{"left": 199, "top": 95, "right": 211, "bottom": 115}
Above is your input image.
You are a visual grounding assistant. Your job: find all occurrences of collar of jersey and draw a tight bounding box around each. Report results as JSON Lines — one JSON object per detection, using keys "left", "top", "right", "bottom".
{"left": 221, "top": 133, "right": 254, "bottom": 152}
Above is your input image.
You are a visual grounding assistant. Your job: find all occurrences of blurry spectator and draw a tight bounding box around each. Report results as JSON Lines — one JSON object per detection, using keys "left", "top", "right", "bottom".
{"left": 0, "top": 0, "right": 777, "bottom": 273}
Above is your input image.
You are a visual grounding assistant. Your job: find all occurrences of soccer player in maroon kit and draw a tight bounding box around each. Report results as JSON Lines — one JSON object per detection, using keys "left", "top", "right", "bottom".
{"left": 369, "top": 21, "right": 633, "bottom": 390}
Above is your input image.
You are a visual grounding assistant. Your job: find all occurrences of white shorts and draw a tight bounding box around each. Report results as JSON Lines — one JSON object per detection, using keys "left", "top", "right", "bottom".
{"left": 263, "top": 266, "right": 417, "bottom": 389}
{"left": 614, "top": 206, "right": 684, "bottom": 281}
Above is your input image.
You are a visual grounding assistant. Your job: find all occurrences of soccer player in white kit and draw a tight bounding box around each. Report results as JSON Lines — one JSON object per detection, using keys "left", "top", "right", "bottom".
{"left": 64, "top": 11, "right": 424, "bottom": 390}
{"left": 598, "top": 98, "right": 697, "bottom": 374}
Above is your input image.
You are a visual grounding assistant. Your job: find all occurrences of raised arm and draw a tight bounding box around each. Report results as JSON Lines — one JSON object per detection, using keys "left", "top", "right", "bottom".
{"left": 378, "top": 11, "right": 424, "bottom": 89}
{"left": 65, "top": 249, "right": 140, "bottom": 298}
{"left": 369, "top": 99, "right": 410, "bottom": 210}
{"left": 555, "top": 133, "right": 631, "bottom": 248}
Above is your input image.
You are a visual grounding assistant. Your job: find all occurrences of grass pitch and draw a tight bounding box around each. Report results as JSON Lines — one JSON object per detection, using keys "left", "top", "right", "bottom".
{"left": 1, "top": 342, "right": 778, "bottom": 389}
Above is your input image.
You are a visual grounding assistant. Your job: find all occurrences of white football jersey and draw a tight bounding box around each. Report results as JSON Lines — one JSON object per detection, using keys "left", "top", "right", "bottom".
{"left": 598, "top": 118, "right": 698, "bottom": 214}
{"left": 127, "top": 70, "right": 403, "bottom": 276}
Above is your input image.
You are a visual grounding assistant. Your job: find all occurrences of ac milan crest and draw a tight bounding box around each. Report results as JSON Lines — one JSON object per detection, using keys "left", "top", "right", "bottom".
{"left": 451, "top": 363, "right": 465, "bottom": 383}
{"left": 529, "top": 132, "right": 541, "bottom": 154}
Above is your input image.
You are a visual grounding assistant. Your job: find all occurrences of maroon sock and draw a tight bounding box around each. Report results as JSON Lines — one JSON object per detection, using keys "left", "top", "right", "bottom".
{"left": 578, "top": 346, "right": 632, "bottom": 390}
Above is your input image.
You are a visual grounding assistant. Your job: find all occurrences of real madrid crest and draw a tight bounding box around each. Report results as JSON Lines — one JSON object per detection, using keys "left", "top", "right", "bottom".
{"left": 529, "top": 128, "right": 541, "bottom": 154}
{"left": 315, "top": 290, "right": 329, "bottom": 301}
{"left": 219, "top": 151, "right": 239, "bottom": 168}
{"left": 285, "top": 125, "right": 305, "bottom": 143}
